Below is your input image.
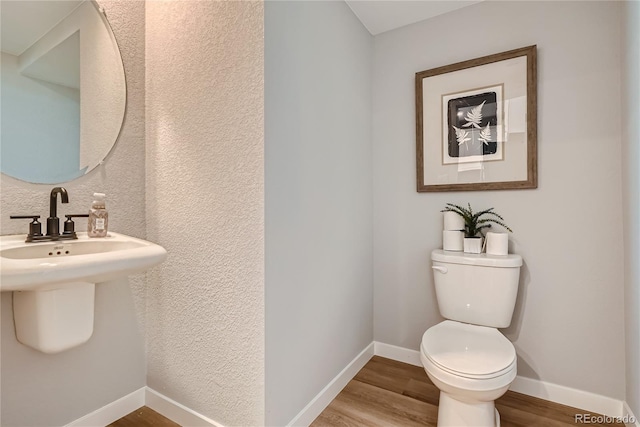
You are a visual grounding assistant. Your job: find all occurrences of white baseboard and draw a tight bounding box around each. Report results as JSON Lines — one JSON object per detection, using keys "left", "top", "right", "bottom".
{"left": 64, "top": 387, "right": 145, "bottom": 427}
{"left": 287, "top": 342, "right": 375, "bottom": 427}
{"left": 145, "top": 387, "right": 223, "bottom": 427}
{"left": 64, "top": 341, "right": 636, "bottom": 427}
{"left": 510, "top": 375, "right": 622, "bottom": 418}
{"left": 65, "top": 386, "right": 222, "bottom": 427}
{"left": 374, "top": 341, "right": 422, "bottom": 366}
{"left": 623, "top": 401, "right": 640, "bottom": 427}
{"left": 373, "top": 341, "right": 626, "bottom": 418}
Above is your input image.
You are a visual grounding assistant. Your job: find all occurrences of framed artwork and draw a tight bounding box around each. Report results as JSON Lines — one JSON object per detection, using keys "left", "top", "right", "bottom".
{"left": 415, "top": 45, "right": 537, "bottom": 192}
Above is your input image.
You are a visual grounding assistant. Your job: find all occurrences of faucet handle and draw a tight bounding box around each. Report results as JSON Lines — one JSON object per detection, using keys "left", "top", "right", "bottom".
{"left": 10, "top": 215, "right": 43, "bottom": 242}
{"left": 63, "top": 214, "right": 90, "bottom": 238}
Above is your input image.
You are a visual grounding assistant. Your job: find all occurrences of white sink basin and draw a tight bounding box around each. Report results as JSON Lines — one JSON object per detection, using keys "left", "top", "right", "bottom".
{"left": 0, "top": 232, "right": 167, "bottom": 291}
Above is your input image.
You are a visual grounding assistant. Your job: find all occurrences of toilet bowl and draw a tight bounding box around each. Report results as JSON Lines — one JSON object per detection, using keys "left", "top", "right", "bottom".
{"left": 424, "top": 250, "right": 522, "bottom": 427}
{"left": 420, "top": 320, "right": 517, "bottom": 427}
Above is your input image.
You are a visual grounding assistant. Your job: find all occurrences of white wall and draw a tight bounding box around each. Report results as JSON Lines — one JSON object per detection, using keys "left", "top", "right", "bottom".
{"left": 373, "top": 1, "right": 625, "bottom": 400}
{"left": 145, "top": 2, "right": 265, "bottom": 425}
{"left": 622, "top": 0, "right": 640, "bottom": 416}
{"left": 264, "top": 1, "right": 373, "bottom": 425}
{"left": 0, "top": 1, "right": 147, "bottom": 425}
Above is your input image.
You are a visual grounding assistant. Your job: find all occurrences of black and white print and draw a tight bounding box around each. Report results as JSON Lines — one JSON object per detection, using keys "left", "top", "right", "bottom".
{"left": 442, "top": 85, "right": 503, "bottom": 165}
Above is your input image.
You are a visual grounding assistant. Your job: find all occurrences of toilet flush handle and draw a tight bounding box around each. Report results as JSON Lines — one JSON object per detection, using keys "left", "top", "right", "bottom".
{"left": 432, "top": 265, "right": 448, "bottom": 274}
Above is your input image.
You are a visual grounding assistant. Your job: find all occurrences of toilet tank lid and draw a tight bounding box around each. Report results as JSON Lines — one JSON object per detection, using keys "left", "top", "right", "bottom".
{"left": 431, "top": 249, "right": 522, "bottom": 268}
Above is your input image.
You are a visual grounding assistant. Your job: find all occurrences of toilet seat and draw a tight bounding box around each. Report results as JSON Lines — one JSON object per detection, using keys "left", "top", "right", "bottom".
{"left": 421, "top": 320, "right": 516, "bottom": 380}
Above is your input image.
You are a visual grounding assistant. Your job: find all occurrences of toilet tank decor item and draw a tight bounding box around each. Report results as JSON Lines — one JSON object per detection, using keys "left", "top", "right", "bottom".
{"left": 442, "top": 211, "right": 465, "bottom": 251}
{"left": 415, "top": 45, "right": 537, "bottom": 192}
{"left": 485, "top": 231, "right": 509, "bottom": 255}
{"left": 441, "top": 203, "right": 512, "bottom": 254}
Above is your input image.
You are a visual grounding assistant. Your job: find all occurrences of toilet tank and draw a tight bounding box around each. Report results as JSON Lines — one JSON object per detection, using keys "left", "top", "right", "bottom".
{"left": 431, "top": 249, "right": 522, "bottom": 328}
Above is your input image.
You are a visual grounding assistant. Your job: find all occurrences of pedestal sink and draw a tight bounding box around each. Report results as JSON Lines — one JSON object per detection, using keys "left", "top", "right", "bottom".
{"left": 0, "top": 232, "right": 167, "bottom": 353}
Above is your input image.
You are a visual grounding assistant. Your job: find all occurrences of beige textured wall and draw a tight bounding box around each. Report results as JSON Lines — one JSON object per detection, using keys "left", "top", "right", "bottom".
{"left": 145, "top": 1, "right": 265, "bottom": 425}
{"left": 0, "top": 1, "right": 147, "bottom": 425}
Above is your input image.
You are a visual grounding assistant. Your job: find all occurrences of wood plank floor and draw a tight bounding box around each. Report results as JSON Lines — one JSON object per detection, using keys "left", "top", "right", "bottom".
{"left": 108, "top": 406, "right": 180, "bottom": 427}
{"left": 108, "top": 356, "right": 624, "bottom": 426}
{"left": 311, "top": 356, "right": 624, "bottom": 427}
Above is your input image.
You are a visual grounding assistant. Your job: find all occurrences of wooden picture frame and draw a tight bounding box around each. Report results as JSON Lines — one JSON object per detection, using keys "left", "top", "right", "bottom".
{"left": 416, "top": 45, "right": 537, "bottom": 192}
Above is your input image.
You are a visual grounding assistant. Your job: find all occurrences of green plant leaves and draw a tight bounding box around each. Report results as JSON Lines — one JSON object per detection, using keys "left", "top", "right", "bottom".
{"left": 440, "top": 203, "right": 512, "bottom": 237}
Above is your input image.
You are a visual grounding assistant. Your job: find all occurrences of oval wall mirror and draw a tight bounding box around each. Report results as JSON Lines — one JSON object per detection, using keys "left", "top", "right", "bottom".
{"left": 0, "top": 0, "right": 126, "bottom": 184}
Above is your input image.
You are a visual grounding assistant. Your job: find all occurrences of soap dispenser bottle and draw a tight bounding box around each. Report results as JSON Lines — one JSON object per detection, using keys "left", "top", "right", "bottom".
{"left": 88, "top": 193, "right": 108, "bottom": 237}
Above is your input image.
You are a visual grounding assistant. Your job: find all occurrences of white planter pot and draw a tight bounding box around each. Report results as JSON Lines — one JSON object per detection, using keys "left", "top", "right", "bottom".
{"left": 463, "top": 237, "right": 483, "bottom": 254}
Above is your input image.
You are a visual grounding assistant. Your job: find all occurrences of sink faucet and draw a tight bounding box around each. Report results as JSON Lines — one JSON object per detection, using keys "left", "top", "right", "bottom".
{"left": 10, "top": 187, "right": 88, "bottom": 242}
{"left": 47, "top": 187, "right": 69, "bottom": 237}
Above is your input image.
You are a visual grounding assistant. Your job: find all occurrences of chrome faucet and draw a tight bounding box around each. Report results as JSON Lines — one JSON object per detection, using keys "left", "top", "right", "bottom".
{"left": 47, "top": 187, "right": 69, "bottom": 237}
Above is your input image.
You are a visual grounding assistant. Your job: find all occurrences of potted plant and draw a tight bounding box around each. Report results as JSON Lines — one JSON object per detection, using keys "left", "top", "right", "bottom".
{"left": 441, "top": 203, "right": 512, "bottom": 254}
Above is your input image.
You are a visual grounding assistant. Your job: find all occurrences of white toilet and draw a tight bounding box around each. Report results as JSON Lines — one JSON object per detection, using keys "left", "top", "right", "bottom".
{"left": 421, "top": 249, "right": 522, "bottom": 427}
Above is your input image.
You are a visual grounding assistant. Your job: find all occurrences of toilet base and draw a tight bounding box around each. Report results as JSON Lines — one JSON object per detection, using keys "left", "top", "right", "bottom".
{"left": 437, "top": 392, "right": 500, "bottom": 427}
